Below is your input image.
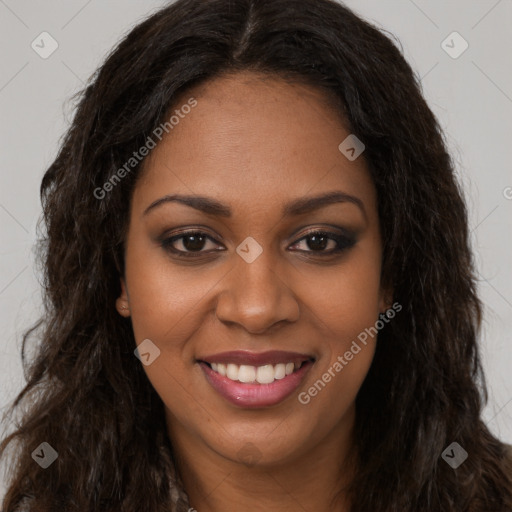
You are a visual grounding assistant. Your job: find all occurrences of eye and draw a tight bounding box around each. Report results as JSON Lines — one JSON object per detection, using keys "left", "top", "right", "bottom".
{"left": 288, "top": 230, "right": 355, "bottom": 254}
{"left": 161, "top": 228, "right": 356, "bottom": 259}
{"left": 161, "top": 231, "right": 224, "bottom": 257}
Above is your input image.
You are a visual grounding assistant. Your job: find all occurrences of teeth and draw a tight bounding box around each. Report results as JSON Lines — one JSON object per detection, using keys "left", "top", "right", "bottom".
{"left": 274, "top": 363, "right": 286, "bottom": 380}
{"left": 211, "top": 362, "right": 227, "bottom": 376}
{"left": 256, "top": 365, "right": 275, "bottom": 384}
{"left": 226, "top": 363, "right": 239, "bottom": 380}
{"left": 208, "top": 360, "right": 307, "bottom": 384}
{"left": 238, "top": 365, "right": 256, "bottom": 383}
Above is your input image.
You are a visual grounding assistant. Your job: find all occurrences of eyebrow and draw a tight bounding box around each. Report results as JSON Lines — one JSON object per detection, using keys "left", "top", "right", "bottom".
{"left": 142, "top": 191, "right": 366, "bottom": 219}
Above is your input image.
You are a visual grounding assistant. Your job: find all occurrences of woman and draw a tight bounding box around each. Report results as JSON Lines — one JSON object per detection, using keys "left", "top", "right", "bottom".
{"left": 1, "top": 0, "right": 511, "bottom": 510}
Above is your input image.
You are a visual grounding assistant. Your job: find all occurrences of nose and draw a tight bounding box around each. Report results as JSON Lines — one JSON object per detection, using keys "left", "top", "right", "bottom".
{"left": 214, "top": 252, "right": 300, "bottom": 334}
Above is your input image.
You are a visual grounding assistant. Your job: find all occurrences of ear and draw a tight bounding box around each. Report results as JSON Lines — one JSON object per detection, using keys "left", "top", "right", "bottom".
{"left": 378, "top": 284, "right": 394, "bottom": 315}
{"left": 115, "top": 277, "right": 131, "bottom": 317}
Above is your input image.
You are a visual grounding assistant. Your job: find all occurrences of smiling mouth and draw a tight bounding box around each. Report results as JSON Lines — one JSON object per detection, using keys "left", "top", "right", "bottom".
{"left": 201, "top": 359, "right": 313, "bottom": 385}
{"left": 196, "top": 350, "right": 316, "bottom": 408}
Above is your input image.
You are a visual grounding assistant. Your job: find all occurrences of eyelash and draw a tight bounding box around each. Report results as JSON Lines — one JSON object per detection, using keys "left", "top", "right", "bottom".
{"left": 160, "top": 229, "right": 356, "bottom": 259}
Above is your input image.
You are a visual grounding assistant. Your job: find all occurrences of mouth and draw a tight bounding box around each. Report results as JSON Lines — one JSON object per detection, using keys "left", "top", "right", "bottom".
{"left": 197, "top": 350, "right": 315, "bottom": 408}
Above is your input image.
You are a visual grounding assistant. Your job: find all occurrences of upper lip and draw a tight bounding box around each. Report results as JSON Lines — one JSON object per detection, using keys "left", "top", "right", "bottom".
{"left": 198, "top": 350, "right": 315, "bottom": 367}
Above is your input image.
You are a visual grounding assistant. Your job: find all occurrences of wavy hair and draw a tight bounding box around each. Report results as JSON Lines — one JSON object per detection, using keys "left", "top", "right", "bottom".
{"left": 1, "top": 0, "right": 511, "bottom": 510}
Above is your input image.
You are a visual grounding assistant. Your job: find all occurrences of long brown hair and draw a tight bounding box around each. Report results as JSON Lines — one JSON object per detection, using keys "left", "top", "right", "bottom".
{"left": 1, "top": 0, "right": 511, "bottom": 510}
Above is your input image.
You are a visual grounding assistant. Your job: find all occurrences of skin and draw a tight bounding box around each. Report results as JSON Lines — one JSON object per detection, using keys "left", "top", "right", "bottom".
{"left": 116, "top": 71, "right": 391, "bottom": 512}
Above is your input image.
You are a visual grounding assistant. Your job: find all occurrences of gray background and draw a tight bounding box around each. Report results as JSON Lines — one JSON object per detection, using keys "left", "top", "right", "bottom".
{"left": 1, "top": 0, "right": 511, "bottom": 497}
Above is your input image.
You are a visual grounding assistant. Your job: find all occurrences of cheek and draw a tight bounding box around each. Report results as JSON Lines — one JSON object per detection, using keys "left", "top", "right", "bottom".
{"left": 299, "top": 290, "right": 378, "bottom": 433}
{"left": 124, "top": 243, "right": 215, "bottom": 346}
{"left": 124, "top": 251, "right": 213, "bottom": 420}
{"left": 301, "top": 245, "right": 382, "bottom": 401}
{"left": 306, "top": 244, "right": 383, "bottom": 337}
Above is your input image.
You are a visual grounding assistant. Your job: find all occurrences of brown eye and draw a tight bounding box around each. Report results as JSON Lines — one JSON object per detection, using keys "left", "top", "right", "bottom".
{"left": 180, "top": 233, "right": 207, "bottom": 251}
{"left": 303, "top": 233, "right": 333, "bottom": 251}
{"left": 289, "top": 230, "right": 356, "bottom": 254}
{"left": 161, "top": 231, "right": 223, "bottom": 257}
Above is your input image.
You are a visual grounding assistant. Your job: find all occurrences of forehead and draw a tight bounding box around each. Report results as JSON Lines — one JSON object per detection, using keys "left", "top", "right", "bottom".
{"left": 133, "top": 71, "right": 376, "bottom": 216}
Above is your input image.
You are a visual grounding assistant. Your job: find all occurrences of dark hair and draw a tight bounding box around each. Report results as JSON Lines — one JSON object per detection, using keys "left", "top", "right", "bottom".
{"left": 1, "top": 0, "right": 511, "bottom": 510}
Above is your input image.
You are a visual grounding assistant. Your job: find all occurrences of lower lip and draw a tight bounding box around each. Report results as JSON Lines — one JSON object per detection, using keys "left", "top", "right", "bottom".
{"left": 199, "top": 361, "right": 314, "bottom": 408}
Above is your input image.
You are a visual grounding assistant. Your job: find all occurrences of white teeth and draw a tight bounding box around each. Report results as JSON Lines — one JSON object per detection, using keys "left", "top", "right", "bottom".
{"left": 256, "top": 365, "right": 275, "bottom": 384}
{"left": 238, "top": 365, "right": 256, "bottom": 383}
{"left": 208, "top": 360, "right": 308, "bottom": 384}
{"left": 226, "top": 363, "right": 239, "bottom": 380}
{"left": 274, "top": 363, "right": 286, "bottom": 380}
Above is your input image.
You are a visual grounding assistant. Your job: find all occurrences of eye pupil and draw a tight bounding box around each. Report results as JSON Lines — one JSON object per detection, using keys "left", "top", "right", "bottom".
{"left": 183, "top": 234, "right": 206, "bottom": 251}
{"left": 307, "top": 234, "right": 328, "bottom": 251}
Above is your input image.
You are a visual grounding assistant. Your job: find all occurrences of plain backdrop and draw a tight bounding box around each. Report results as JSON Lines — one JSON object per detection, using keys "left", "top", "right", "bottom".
{"left": 1, "top": 0, "right": 511, "bottom": 498}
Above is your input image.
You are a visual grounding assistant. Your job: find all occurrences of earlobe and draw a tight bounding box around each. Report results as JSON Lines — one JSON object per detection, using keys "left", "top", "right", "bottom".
{"left": 379, "top": 286, "right": 394, "bottom": 314}
{"left": 116, "top": 278, "right": 131, "bottom": 317}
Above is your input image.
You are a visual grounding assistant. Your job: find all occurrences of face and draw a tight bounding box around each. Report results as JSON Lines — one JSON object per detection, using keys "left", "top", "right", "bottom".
{"left": 117, "top": 71, "right": 390, "bottom": 467}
